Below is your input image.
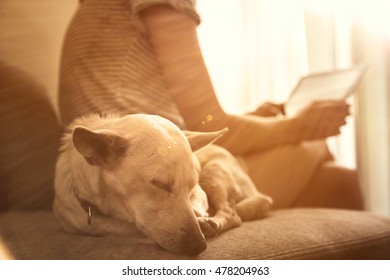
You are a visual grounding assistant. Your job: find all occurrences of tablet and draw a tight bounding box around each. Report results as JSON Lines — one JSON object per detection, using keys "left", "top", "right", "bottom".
{"left": 284, "top": 65, "right": 366, "bottom": 116}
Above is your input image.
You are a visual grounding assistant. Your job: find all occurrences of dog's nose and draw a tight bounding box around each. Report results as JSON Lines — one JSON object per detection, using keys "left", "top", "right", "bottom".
{"left": 178, "top": 227, "right": 207, "bottom": 255}
{"left": 180, "top": 236, "right": 207, "bottom": 255}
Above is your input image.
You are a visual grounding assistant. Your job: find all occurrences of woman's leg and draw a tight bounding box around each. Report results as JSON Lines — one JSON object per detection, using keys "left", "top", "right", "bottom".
{"left": 242, "top": 141, "right": 332, "bottom": 209}
{"left": 293, "top": 161, "right": 364, "bottom": 210}
{"left": 241, "top": 141, "right": 364, "bottom": 210}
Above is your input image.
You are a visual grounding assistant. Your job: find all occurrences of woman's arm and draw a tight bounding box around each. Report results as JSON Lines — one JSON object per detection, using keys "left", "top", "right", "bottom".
{"left": 140, "top": 5, "right": 348, "bottom": 155}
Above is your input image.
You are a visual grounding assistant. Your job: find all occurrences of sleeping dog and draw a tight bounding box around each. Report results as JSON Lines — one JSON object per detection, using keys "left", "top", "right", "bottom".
{"left": 53, "top": 114, "right": 272, "bottom": 255}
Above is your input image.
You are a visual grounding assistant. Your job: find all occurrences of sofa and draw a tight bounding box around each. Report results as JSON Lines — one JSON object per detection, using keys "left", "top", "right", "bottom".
{"left": 1, "top": 0, "right": 390, "bottom": 260}
{"left": 1, "top": 60, "right": 390, "bottom": 260}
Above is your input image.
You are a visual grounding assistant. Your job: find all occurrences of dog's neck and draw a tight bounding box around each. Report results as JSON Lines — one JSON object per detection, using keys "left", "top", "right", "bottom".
{"left": 71, "top": 165, "right": 109, "bottom": 225}
{"left": 73, "top": 188, "right": 106, "bottom": 225}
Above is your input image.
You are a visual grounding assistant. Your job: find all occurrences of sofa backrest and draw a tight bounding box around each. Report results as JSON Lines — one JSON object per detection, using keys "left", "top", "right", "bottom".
{"left": 0, "top": 61, "right": 60, "bottom": 210}
{"left": 0, "top": 0, "right": 77, "bottom": 210}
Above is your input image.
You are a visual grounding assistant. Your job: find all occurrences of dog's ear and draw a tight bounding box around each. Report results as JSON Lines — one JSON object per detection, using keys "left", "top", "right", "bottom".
{"left": 183, "top": 128, "right": 228, "bottom": 152}
{"left": 72, "top": 126, "right": 129, "bottom": 166}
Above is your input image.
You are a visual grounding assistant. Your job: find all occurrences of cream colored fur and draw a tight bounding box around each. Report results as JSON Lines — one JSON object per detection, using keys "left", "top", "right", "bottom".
{"left": 54, "top": 114, "right": 272, "bottom": 255}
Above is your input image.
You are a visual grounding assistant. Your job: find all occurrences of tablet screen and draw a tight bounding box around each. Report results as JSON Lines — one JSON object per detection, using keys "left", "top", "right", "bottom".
{"left": 285, "top": 65, "right": 366, "bottom": 116}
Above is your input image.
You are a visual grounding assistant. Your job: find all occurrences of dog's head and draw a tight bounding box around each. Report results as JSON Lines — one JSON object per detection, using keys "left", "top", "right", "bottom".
{"left": 71, "top": 114, "right": 226, "bottom": 255}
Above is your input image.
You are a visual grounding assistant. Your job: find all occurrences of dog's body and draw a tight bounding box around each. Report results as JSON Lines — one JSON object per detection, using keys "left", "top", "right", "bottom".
{"left": 54, "top": 114, "right": 272, "bottom": 255}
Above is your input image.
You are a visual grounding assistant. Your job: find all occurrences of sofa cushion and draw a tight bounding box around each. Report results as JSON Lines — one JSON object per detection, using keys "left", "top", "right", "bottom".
{"left": 1, "top": 208, "right": 390, "bottom": 259}
{"left": 0, "top": 61, "right": 60, "bottom": 211}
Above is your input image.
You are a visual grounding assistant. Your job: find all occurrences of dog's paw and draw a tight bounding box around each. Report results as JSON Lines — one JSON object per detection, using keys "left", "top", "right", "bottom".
{"left": 263, "top": 195, "right": 273, "bottom": 205}
{"left": 236, "top": 194, "right": 273, "bottom": 221}
{"left": 259, "top": 195, "right": 273, "bottom": 213}
{"left": 197, "top": 217, "right": 219, "bottom": 237}
{"left": 252, "top": 195, "right": 273, "bottom": 218}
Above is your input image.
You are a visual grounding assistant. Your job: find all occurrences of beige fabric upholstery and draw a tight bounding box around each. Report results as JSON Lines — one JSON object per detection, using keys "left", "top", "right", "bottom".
{"left": 1, "top": 209, "right": 390, "bottom": 259}
{"left": 0, "top": 61, "right": 60, "bottom": 211}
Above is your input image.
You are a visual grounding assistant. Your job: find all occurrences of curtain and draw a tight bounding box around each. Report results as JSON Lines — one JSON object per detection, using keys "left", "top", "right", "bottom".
{"left": 196, "top": 0, "right": 390, "bottom": 215}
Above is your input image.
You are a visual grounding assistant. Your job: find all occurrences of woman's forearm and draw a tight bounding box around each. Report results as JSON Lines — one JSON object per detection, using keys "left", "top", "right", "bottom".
{"left": 205, "top": 114, "right": 300, "bottom": 155}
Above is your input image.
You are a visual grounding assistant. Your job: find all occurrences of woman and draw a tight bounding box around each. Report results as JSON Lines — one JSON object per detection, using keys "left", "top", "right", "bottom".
{"left": 59, "top": 0, "right": 363, "bottom": 210}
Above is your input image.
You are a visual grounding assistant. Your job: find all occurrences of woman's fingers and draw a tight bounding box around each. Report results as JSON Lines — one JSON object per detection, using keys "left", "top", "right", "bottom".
{"left": 295, "top": 100, "right": 350, "bottom": 141}
{"left": 250, "top": 102, "right": 285, "bottom": 117}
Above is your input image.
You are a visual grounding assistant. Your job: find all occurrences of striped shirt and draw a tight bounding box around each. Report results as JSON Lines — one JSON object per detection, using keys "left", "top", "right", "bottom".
{"left": 58, "top": 0, "right": 200, "bottom": 129}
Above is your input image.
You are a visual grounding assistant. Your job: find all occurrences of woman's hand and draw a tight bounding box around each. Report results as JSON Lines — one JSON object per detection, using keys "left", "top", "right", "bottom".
{"left": 292, "top": 100, "right": 350, "bottom": 141}
{"left": 249, "top": 102, "right": 285, "bottom": 117}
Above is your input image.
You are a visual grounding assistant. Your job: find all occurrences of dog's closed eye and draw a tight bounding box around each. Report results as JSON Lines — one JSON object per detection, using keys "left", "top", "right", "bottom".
{"left": 150, "top": 178, "right": 174, "bottom": 193}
